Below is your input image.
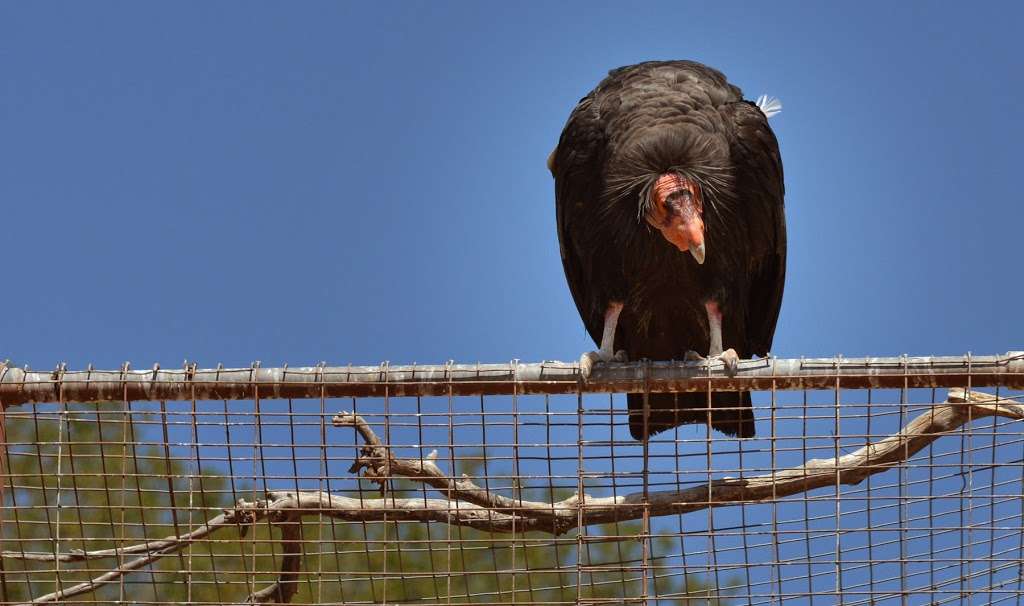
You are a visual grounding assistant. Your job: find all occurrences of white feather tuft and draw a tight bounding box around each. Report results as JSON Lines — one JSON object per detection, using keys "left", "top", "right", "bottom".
{"left": 755, "top": 94, "right": 783, "bottom": 118}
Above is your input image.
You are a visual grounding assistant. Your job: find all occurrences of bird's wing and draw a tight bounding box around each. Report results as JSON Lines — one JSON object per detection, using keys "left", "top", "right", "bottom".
{"left": 552, "top": 94, "right": 609, "bottom": 344}
{"left": 723, "top": 100, "right": 787, "bottom": 357}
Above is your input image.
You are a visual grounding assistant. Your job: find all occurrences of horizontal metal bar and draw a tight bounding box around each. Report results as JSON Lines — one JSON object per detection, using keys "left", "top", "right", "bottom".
{"left": 1, "top": 353, "right": 1022, "bottom": 405}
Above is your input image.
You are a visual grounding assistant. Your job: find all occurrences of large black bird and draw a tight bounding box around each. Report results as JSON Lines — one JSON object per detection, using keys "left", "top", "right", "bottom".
{"left": 549, "top": 61, "right": 786, "bottom": 440}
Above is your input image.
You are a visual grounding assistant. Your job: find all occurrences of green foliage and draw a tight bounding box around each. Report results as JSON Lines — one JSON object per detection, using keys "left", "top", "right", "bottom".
{"left": 0, "top": 408, "right": 733, "bottom": 604}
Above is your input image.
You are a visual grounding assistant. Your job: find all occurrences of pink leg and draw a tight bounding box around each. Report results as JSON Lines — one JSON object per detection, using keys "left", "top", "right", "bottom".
{"left": 580, "top": 302, "right": 629, "bottom": 379}
{"left": 705, "top": 301, "right": 724, "bottom": 356}
{"left": 685, "top": 301, "right": 739, "bottom": 375}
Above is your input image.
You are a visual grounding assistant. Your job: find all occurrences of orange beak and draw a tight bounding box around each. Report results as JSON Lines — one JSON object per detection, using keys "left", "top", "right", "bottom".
{"left": 647, "top": 174, "right": 706, "bottom": 264}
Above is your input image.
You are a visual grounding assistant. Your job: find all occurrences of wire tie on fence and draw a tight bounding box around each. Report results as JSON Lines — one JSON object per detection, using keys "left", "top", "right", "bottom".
{"left": 250, "top": 361, "right": 261, "bottom": 394}
{"left": 51, "top": 362, "right": 67, "bottom": 401}
{"left": 214, "top": 363, "right": 223, "bottom": 394}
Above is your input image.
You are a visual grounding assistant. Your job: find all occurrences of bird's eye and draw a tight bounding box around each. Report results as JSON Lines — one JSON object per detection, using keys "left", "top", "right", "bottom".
{"left": 667, "top": 190, "right": 692, "bottom": 205}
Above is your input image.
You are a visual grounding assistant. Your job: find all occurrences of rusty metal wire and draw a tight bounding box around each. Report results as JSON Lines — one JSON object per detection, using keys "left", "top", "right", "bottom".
{"left": 0, "top": 354, "right": 1021, "bottom": 605}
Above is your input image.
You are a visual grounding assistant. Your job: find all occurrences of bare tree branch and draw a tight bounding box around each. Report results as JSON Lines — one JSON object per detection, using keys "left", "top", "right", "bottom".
{"left": 19, "top": 505, "right": 261, "bottom": 604}
{"left": 332, "top": 390, "right": 1024, "bottom": 530}
{"left": 8, "top": 389, "right": 1022, "bottom": 604}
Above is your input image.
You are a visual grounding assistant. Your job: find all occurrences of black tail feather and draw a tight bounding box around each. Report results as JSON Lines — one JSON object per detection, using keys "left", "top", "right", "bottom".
{"left": 627, "top": 391, "right": 755, "bottom": 440}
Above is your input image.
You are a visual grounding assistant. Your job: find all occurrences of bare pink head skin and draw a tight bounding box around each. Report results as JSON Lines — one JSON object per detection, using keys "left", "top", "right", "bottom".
{"left": 646, "top": 173, "right": 706, "bottom": 264}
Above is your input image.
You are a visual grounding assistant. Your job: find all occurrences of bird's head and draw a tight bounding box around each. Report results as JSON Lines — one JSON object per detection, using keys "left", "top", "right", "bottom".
{"left": 644, "top": 173, "right": 706, "bottom": 264}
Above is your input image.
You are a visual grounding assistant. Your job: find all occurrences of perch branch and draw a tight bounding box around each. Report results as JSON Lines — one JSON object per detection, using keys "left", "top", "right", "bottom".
{"left": 9, "top": 389, "right": 1022, "bottom": 604}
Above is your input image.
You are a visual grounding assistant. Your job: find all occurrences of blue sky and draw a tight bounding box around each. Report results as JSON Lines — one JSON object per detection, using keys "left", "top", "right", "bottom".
{"left": 2, "top": 2, "right": 1021, "bottom": 369}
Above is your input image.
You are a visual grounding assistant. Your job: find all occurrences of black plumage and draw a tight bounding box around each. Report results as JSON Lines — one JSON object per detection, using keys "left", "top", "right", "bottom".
{"left": 550, "top": 60, "right": 786, "bottom": 440}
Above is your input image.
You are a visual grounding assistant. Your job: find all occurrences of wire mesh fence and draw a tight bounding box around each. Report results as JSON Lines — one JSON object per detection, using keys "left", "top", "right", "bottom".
{"left": 0, "top": 353, "right": 1022, "bottom": 605}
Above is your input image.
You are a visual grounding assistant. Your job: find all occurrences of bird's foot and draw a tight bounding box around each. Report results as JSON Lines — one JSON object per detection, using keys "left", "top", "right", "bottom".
{"left": 684, "top": 348, "right": 740, "bottom": 376}
{"left": 580, "top": 349, "right": 628, "bottom": 380}
{"left": 716, "top": 348, "right": 740, "bottom": 376}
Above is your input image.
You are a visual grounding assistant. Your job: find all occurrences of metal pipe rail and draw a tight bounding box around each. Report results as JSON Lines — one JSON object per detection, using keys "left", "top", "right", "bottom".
{"left": 1, "top": 352, "right": 1022, "bottom": 405}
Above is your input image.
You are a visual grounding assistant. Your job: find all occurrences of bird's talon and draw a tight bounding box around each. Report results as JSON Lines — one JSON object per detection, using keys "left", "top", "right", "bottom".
{"left": 579, "top": 352, "right": 597, "bottom": 380}
{"left": 719, "top": 348, "right": 740, "bottom": 376}
{"left": 684, "top": 350, "right": 705, "bottom": 362}
{"left": 580, "top": 348, "right": 625, "bottom": 380}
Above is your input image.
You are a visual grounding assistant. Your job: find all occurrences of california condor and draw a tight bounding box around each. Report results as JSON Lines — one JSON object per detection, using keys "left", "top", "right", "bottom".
{"left": 549, "top": 60, "right": 786, "bottom": 440}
